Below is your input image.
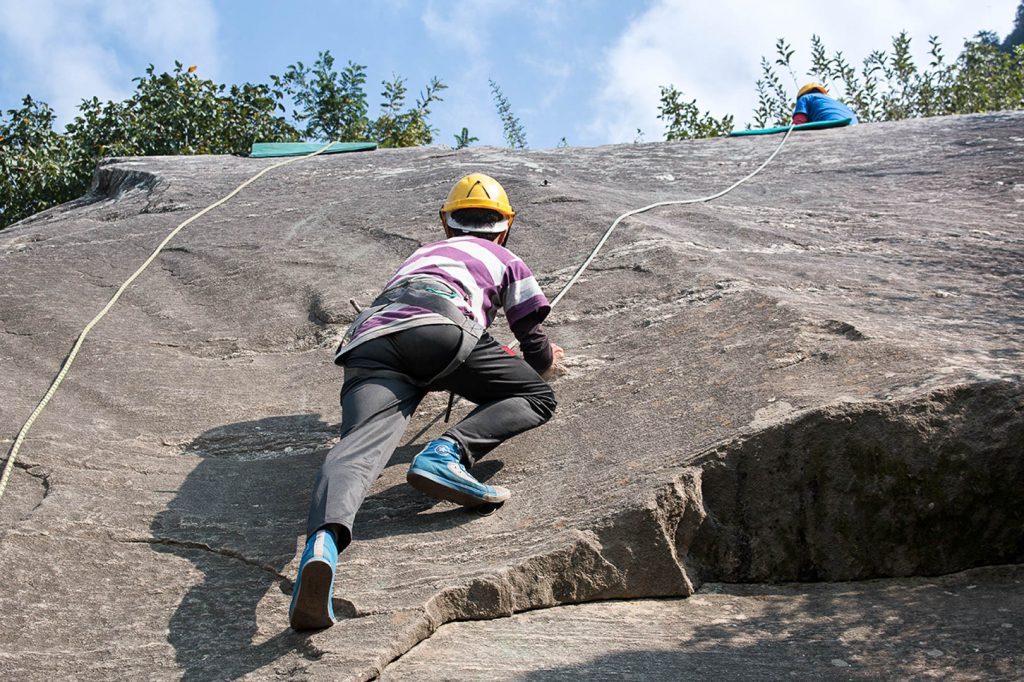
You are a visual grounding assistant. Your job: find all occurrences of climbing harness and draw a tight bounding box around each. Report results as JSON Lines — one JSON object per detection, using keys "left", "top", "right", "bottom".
{"left": 0, "top": 141, "right": 339, "bottom": 505}
{"left": 339, "top": 277, "right": 486, "bottom": 387}
{"left": 2, "top": 124, "right": 796, "bottom": 506}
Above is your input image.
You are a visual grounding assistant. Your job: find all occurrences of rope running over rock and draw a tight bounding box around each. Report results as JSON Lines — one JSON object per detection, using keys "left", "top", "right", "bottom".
{"left": 0, "top": 141, "right": 338, "bottom": 504}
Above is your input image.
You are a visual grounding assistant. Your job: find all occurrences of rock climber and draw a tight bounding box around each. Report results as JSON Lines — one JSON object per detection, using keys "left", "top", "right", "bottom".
{"left": 792, "top": 83, "right": 859, "bottom": 125}
{"left": 289, "top": 172, "right": 565, "bottom": 630}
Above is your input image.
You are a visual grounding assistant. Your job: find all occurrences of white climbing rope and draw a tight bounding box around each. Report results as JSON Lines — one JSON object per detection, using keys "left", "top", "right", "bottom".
{"left": 0, "top": 141, "right": 338, "bottom": 504}
{"left": 548, "top": 124, "right": 795, "bottom": 311}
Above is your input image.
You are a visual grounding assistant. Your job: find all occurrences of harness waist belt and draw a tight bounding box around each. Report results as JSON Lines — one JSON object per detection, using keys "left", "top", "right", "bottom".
{"left": 336, "top": 278, "right": 485, "bottom": 386}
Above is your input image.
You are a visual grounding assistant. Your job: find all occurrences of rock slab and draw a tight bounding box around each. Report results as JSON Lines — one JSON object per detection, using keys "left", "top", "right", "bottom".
{"left": 0, "top": 112, "right": 1022, "bottom": 679}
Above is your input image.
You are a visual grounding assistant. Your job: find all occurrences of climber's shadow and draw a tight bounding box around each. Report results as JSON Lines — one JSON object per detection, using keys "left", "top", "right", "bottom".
{"left": 154, "top": 412, "right": 507, "bottom": 679}
{"left": 151, "top": 414, "right": 341, "bottom": 681}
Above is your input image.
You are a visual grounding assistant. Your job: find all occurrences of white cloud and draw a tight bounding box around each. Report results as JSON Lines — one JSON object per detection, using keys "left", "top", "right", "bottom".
{"left": 0, "top": 0, "right": 220, "bottom": 126}
{"left": 421, "top": 0, "right": 578, "bottom": 147}
{"left": 100, "top": 0, "right": 220, "bottom": 74}
{"left": 588, "top": 0, "right": 1020, "bottom": 143}
{"left": 520, "top": 55, "right": 572, "bottom": 114}
{"left": 422, "top": 0, "right": 510, "bottom": 58}
{"left": 420, "top": 0, "right": 507, "bottom": 144}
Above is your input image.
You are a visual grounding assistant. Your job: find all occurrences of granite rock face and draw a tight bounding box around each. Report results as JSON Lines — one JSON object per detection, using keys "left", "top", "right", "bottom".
{"left": 1, "top": 112, "right": 1022, "bottom": 680}
{"left": 384, "top": 565, "right": 1024, "bottom": 681}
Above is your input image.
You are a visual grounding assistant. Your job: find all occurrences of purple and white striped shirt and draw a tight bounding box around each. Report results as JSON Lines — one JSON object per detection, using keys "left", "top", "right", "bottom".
{"left": 341, "top": 235, "right": 550, "bottom": 353}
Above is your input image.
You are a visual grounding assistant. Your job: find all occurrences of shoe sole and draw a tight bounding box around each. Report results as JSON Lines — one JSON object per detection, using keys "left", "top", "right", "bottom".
{"left": 475, "top": 501, "right": 505, "bottom": 516}
{"left": 289, "top": 559, "right": 335, "bottom": 630}
{"left": 407, "top": 469, "right": 510, "bottom": 507}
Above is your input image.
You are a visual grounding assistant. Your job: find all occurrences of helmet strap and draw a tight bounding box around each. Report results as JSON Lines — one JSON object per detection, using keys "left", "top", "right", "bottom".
{"left": 440, "top": 210, "right": 453, "bottom": 239}
{"left": 440, "top": 211, "right": 512, "bottom": 244}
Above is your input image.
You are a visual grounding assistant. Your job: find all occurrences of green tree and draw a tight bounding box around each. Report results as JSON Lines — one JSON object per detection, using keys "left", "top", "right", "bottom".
{"left": 453, "top": 127, "right": 478, "bottom": 149}
{"left": 1, "top": 54, "right": 449, "bottom": 230}
{"left": 489, "top": 79, "right": 527, "bottom": 149}
{"left": 273, "top": 51, "right": 447, "bottom": 147}
{"left": 949, "top": 37, "right": 1024, "bottom": 113}
{"left": 61, "top": 62, "right": 296, "bottom": 165}
{"left": 741, "top": 31, "right": 1023, "bottom": 128}
{"left": 1002, "top": 1, "right": 1024, "bottom": 51}
{"left": 372, "top": 74, "right": 447, "bottom": 147}
{"left": 0, "top": 97, "right": 79, "bottom": 226}
{"left": 657, "top": 85, "right": 734, "bottom": 139}
{"left": 2, "top": 63, "right": 299, "bottom": 229}
{"left": 274, "top": 53, "right": 370, "bottom": 142}
{"left": 665, "top": 26, "right": 1023, "bottom": 137}
{"left": 220, "top": 81, "right": 300, "bottom": 153}
{"left": 753, "top": 55, "right": 793, "bottom": 128}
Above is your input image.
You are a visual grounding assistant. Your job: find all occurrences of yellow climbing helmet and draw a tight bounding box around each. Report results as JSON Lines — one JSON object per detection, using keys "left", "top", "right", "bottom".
{"left": 797, "top": 83, "right": 828, "bottom": 98}
{"left": 439, "top": 173, "right": 515, "bottom": 234}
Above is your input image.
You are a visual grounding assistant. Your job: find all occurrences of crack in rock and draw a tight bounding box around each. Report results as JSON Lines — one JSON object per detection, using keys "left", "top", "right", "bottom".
{"left": 114, "top": 535, "right": 288, "bottom": 581}
{"left": 0, "top": 461, "right": 52, "bottom": 531}
{"left": 13, "top": 461, "right": 52, "bottom": 502}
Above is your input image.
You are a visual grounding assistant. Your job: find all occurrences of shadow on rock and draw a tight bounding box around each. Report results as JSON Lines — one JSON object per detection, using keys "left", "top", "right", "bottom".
{"left": 150, "top": 414, "right": 341, "bottom": 681}
{"left": 151, "top": 412, "right": 515, "bottom": 678}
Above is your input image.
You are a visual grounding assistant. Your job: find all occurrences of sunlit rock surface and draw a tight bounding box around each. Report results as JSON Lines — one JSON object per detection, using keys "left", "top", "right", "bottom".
{"left": 1, "top": 112, "right": 1022, "bottom": 680}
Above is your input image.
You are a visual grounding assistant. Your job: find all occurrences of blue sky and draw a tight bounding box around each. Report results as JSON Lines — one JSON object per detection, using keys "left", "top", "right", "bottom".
{"left": 0, "top": 1, "right": 1019, "bottom": 149}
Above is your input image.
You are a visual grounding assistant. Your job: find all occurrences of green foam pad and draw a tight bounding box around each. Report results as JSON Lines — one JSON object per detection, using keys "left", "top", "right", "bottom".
{"left": 729, "top": 118, "right": 853, "bottom": 136}
{"left": 250, "top": 142, "right": 377, "bottom": 158}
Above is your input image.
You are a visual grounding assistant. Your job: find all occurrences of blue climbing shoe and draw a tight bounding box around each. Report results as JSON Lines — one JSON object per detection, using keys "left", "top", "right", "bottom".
{"left": 406, "top": 438, "right": 511, "bottom": 507}
{"left": 288, "top": 529, "right": 338, "bottom": 630}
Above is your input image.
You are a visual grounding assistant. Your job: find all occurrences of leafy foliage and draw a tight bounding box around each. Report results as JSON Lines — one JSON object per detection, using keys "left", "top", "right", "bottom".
{"left": 371, "top": 75, "right": 447, "bottom": 148}
{"left": 1, "top": 62, "right": 298, "bottom": 228}
{"left": 274, "top": 53, "right": 369, "bottom": 142}
{"left": 489, "top": 79, "right": 528, "bottom": 149}
{"left": 1001, "top": 1, "right": 1024, "bottom": 52}
{"left": 73, "top": 62, "right": 297, "bottom": 158}
{"left": 1, "top": 53, "right": 446, "bottom": 230}
{"left": 272, "top": 52, "right": 446, "bottom": 146}
{"left": 665, "top": 11, "right": 1024, "bottom": 138}
{"left": 0, "top": 97, "right": 79, "bottom": 226}
{"left": 657, "top": 85, "right": 734, "bottom": 140}
{"left": 753, "top": 54, "right": 793, "bottom": 128}
{"left": 453, "top": 127, "right": 479, "bottom": 149}
{"left": 749, "top": 32, "right": 1024, "bottom": 128}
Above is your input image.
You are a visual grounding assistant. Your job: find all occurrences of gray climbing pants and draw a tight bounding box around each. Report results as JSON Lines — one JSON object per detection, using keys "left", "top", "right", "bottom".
{"left": 305, "top": 323, "right": 557, "bottom": 547}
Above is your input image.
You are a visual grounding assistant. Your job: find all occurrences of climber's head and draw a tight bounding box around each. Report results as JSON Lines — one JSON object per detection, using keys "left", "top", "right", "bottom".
{"left": 797, "top": 83, "right": 828, "bottom": 100}
{"left": 439, "top": 173, "right": 515, "bottom": 246}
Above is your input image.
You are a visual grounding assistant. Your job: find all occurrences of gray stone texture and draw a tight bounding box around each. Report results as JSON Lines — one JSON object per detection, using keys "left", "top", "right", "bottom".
{"left": 1, "top": 112, "right": 1022, "bottom": 680}
{"left": 384, "top": 565, "right": 1024, "bottom": 681}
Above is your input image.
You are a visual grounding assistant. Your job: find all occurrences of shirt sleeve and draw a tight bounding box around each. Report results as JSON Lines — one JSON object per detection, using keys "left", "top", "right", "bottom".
{"left": 500, "top": 258, "right": 551, "bottom": 327}
{"left": 510, "top": 312, "right": 553, "bottom": 372}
